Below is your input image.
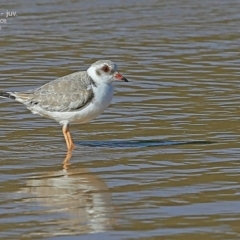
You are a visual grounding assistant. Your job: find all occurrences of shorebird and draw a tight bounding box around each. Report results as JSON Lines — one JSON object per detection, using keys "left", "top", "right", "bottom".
{"left": 0, "top": 60, "right": 128, "bottom": 151}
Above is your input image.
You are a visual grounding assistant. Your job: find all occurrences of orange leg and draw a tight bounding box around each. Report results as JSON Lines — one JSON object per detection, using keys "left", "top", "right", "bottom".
{"left": 62, "top": 124, "right": 75, "bottom": 151}
{"left": 66, "top": 130, "right": 75, "bottom": 150}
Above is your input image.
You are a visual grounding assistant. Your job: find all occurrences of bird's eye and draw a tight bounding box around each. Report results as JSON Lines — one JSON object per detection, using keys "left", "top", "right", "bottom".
{"left": 102, "top": 65, "right": 110, "bottom": 73}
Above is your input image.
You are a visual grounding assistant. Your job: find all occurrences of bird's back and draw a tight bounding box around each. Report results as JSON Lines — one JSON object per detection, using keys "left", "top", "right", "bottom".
{"left": 11, "top": 71, "right": 95, "bottom": 112}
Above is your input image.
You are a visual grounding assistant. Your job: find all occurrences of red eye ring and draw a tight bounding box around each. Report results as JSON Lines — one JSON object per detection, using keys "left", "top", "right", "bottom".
{"left": 102, "top": 65, "right": 110, "bottom": 72}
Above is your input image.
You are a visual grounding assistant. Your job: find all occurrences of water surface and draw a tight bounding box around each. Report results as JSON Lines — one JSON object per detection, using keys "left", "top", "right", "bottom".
{"left": 1, "top": 0, "right": 240, "bottom": 239}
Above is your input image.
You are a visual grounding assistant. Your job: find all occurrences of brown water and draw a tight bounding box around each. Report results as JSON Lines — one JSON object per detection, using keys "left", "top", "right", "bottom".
{"left": 1, "top": 0, "right": 240, "bottom": 239}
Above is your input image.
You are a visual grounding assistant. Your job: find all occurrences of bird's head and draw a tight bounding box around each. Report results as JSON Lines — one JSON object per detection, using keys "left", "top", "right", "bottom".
{"left": 87, "top": 60, "right": 128, "bottom": 84}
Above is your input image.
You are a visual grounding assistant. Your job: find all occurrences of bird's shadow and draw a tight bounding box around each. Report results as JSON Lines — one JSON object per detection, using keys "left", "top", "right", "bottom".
{"left": 75, "top": 139, "right": 214, "bottom": 148}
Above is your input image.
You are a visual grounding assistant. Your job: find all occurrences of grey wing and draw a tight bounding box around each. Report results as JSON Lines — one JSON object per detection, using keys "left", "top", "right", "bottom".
{"left": 14, "top": 71, "right": 94, "bottom": 112}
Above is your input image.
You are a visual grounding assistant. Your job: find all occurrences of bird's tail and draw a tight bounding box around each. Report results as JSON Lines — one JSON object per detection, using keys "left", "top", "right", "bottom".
{"left": 0, "top": 91, "right": 16, "bottom": 100}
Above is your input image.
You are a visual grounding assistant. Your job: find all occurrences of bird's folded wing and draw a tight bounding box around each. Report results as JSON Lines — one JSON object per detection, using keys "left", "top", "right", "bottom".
{"left": 14, "top": 71, "right": 94, "bottom": 112}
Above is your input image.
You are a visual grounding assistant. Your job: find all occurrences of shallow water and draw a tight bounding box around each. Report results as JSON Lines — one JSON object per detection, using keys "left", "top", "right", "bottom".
{"left": 1, "top": 0, "right": 240, "bottom": 239}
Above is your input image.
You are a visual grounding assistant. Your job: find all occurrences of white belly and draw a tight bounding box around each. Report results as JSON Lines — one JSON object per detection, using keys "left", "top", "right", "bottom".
{"left": 32, "top": 84, "right": 114, "bottom": 125}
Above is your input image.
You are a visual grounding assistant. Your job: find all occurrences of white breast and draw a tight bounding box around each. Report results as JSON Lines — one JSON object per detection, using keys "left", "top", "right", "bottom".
{"left": 33, "top": 83, "right": 114, "bottom": 125}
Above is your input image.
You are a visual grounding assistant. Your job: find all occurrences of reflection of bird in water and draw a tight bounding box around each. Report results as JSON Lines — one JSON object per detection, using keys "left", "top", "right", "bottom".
{"left": 63, "top": 150, "right": 73, "bottom": 169}
{"left": 19, "top": 167, "right": 115, "bottom": 237}
{"left": 0, "top": 60, "right": 128, "bottom": 151}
